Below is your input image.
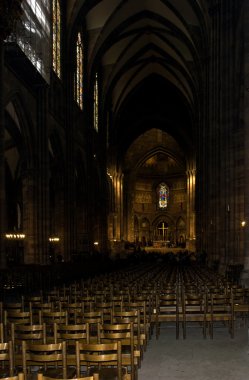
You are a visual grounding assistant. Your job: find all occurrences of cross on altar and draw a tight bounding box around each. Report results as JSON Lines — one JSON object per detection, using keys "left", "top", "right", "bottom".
{"left": 158, "top": 222, "right": 168, "bottom": 241}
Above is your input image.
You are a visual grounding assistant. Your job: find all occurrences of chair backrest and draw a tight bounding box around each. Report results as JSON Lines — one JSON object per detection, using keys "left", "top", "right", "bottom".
{"left": 74, "top": 311, "right": 103, "bottom": 326}
{"left": 55, "top": 323, "right": 90, "bottom": 344}
{"left": 0, "top": 341, "right": 15, "bottom": 376}
{"left": 100, "top": 322, "right": 135, "bottom": 378}
{"left": 11, "top": 323, "right": 47, "bottom": 347}
{"left": 4, "top": 311, "right": 33, "bottom": 326}
{"left": 22, "top": 340, "right": 67, "bottom": 379}
{"left": 39, "top": 311, "right": 68, "bottom": 325}
{"left": 76, "top": 341, "right": 122, "bottom": 380}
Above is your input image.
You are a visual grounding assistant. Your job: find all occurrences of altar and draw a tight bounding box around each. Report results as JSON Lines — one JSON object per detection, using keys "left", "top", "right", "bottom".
{"left": 152, "top": 240, "right": 172, "bottom": 248}
{"left": 144, "top": 246, "right": 185, "bottom": 254}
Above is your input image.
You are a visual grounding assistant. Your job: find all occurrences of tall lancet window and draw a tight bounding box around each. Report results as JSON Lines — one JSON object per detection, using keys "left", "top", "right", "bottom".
{"left": 94, "top": 72, "right": 99, "bottom": 131}
{"left": 158, "top": 183, "right": 169, "bottom": 209}
{"left": 75, "top": 32, "right": 83, "bottom": 109}
{"left": 52, "top": 0, "right": 61, "bottom": 77}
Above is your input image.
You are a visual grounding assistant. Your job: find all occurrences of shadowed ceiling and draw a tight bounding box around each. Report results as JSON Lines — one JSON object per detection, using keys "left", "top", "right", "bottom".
{"left": 68, "top": 0, "right": 210, "bottom": 162}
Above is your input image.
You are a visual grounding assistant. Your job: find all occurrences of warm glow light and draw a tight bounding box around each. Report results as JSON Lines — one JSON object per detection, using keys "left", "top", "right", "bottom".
{"left": 49, "top": 237, "right": 60, "bottom": 242}
{"left": 5, "top": 234, "right": 25, "bottom": 239}
{"left": 241, "top": 220, "right": 246, "bottom": 227}
{"left": 94, "top": 241, "right": 99, "bottom": 245}
{"left": 107, "top": 171, "right": 112, "bottom": 179}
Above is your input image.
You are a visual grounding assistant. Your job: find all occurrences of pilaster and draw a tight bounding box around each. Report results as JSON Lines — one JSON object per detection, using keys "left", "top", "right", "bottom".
{"left": 33, "top": 84, "right": 50, "bottom": 264}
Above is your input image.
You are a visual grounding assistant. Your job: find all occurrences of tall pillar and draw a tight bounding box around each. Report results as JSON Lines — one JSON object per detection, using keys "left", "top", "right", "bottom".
{"left": 241, "top": 0, "right": 249, "bottom": 284}
{"left": 113, "top": 174, "right": 120, "bottom": 240}
{"left": 0, "top": 39, "right": 6, "bottom": 268}
{"left": 0, "top": 1, "right": 23, "bottom": 268}
{"left": 113, "top": 172, "right": 124, "bottom": 241}
{"left": 22, "top": 169, "right": 36, "bottom": 264}
{"left": 64, "top": 67, "right": 76, "bottom": 261}
{"left": 34, "top": 84, "right": 50, "bottom": 264}
{"left": 186, "top": 167, "right": 196, "bottom": 251}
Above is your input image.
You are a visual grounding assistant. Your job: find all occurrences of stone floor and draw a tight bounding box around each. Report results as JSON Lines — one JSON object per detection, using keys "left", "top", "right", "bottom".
{"left": 138, "top": 323, "right": 249, "bottom": 380}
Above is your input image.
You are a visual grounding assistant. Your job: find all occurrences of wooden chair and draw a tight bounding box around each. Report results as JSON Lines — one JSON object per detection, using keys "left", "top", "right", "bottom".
{"left": 153, "top": 292, "right": 180, "bottom": 339}
{"left": 94, "top": 303, "right": 113, "bottom": 324}
{"left": 55, "top": 323, "right": 90, "bottom": 350}
{"left": 21, "top": 340, "right": 75, "bottom": 380}
{"left": 75, "top": 341, "right": 126, "bottom": 380}
{"left": 39, "top": 311, "right": 68, "bottom": 326}
{"left": 0, "top": 342, "right": 15, "bottom": 378}
{"left": 123, "top": 301, "right": 151, "bottom": 344}
{"left": 4, "top": 311, "right": 33, "bottom": 326}
{"left": 61, "top": 303, "right": 84, "bottom": 323}
{"left": 11, "top": 323, "right": 47, "bottom": 352}
{"left": 74, "top": 312, "right": 103, "bottom": 342}
{"left": 31, "top": 303, "right": 54, "bottom": 323}
{"left": 181, "top": 293, "right": 207, "bottom": 339}
{"left": 100, "top": 323, "right": 138, "bottom": 380}
{"left": 206, "top": 293, "right": 234, "bottom": 338}
{"left": 111, "top": 310, "right": 144, "bottom": 361}
{"left": 39, "top": 312, "right": 68, "bottom": 341}
{"left": 3, "top": 303, "right": 24, "bottom": 313}
{"left": 231, "top": 289, "right": 249, "bottom": 326}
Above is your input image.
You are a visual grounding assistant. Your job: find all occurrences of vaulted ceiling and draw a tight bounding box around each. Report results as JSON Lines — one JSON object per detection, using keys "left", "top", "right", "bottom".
{"left": 68, "top": 0, "right": 210, "bottom": 163}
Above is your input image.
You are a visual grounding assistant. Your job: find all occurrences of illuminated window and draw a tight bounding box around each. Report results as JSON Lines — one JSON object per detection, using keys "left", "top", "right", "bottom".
{"left": 52, "top": 0, "right": 61, "bottom": 77}
{"left": 158, "top": 183, "right": 169, "bottom": 209}
{"left": 75, "top": 32, "right": 83, "bottom": 109}
{"left": 94, "top": 72, "right": 98, "bottom": 131}
{"left": 16, "top": 0, "right": 51, "bottom": 82}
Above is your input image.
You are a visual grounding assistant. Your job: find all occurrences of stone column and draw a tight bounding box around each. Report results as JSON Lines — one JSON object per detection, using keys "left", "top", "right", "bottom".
{"left": 64, "top": 65, "right": 77, "bottom": 261}
{"left": 241, "top": 0, "right": 249, "bottom": 284}
{"left": 186, "top": 167, "right": 196, "bottom": 251}
{"left": 0, "top": 1, "right": 23, "bottom": 268}
{"left": 113, "top": 172, "right": 124, "bottom": 241}
{"left": 34, "top": 84, "right": 50, "bottom": 264}
{"left": 22, "top": 169, "right": 36, "bottom": 264}
{"left": 0, "top": 39, "right": 6, "bottom": 268}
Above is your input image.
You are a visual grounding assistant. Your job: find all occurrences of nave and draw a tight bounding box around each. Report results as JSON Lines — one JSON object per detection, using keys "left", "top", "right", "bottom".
{"left": 0, "top": 258, "right": 249, "bottom": 380}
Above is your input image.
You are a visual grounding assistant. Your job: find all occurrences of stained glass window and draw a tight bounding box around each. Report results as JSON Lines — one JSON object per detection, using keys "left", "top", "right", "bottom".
{"left": 158, "top": 183, "right": 169, "bottom": 209}
{"left": 52, "top": 0, "right": 61, "bottom": 78}
{"left": 15, "top": 0, "right": 51, "bottom": 82}
{"left": 75, "top": 32, "right": 83, "bottom": 109}
{"left": 94, "top": 72, "right": 99, "bottom": 131}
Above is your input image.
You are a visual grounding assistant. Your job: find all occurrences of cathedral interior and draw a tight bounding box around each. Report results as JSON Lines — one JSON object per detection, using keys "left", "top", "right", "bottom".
{"left": 1, "top": 0, "right": 248, "bottom": 272}
{"left": 1, "top": 1, "right": 249, "bottom": 378}
{"left": 0, "top": 0, "right": 248, "bottom": 272}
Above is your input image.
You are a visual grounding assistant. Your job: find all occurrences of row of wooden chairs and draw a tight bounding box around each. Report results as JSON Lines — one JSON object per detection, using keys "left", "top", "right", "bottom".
{"left": 153, "top": 290, "right": 235, "bottom": 339}
{"left": 0, "top": 338, "right": 131, "bottom": 380}
{"left": 1, "top": 260, "right": 249, "bottom": 380}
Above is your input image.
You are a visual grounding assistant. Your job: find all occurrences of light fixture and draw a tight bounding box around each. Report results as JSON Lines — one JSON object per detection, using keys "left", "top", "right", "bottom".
{"left": 107, "top": 171, "right": 112, "bottom": 179}
{"left": 241, "top": 221, "right": 246, "bottom": 227}
{"left": 49, "top": 237, "right": 60, "bottom": 242}
{"left": 5, "top": 233, "right": 25, "bottom": 239}
{"left": 93, "top": 241, "right": 99, "bottom": 246}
